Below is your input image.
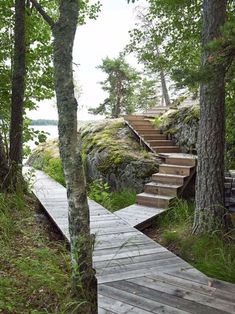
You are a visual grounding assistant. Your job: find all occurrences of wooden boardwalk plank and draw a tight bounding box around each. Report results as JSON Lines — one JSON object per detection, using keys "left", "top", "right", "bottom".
{"left": 31, "top": 170, "right": 235, "bottom": 314}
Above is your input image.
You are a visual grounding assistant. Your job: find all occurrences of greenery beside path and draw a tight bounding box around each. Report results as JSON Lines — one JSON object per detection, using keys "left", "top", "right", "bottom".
{"left": 0, "top": 192, "right": 83, "bottom": 313}
{"left": 145, "top": 199, "right": 235, "bottom": 284}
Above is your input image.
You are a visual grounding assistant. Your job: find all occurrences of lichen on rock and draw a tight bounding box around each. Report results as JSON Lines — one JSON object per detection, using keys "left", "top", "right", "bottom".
{"left": 80, "top": 118, "right": 158, "bottom": 192}
{"left": 159, "top": 105, "right": 200, "bottom": 153}
{"left": 28, "top": 119, "right": 159, "bottom": 193}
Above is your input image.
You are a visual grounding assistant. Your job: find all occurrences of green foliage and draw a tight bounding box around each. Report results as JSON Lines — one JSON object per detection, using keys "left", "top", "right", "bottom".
{"left": 89, "top": 55, "right": 140, "bottom": 118}
{"left": 88, "top": 178, "right": 111, "bottom": 209}
{"left": 32, "top": 151, "right": 65, "bottom": 186}
{"left": 153, "top": 116, "right": 163, "bottom": 128}
{"left": 107, "top": 189, "right": 136, "bottom": 212}
{"left": 0, "top": 192, "right": 84, "bottom": 312}
{"left": 88, "top": 178, "right": 136, "bottom": 212}
{"left": 160, "top": 199, "right": 194, "bottom": 228}
{"left": 44, "top": 158, "right": 65, "bottom": 186}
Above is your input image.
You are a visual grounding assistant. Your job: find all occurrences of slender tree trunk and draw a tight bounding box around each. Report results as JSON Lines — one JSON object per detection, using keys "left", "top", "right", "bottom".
{"left": 156, "top": 46, "right": 170, "bottom": 106}
{"left": 0, "top": 133, "right": 9, "bottom": 188}
{"left": 193, "top": 0, "right": 227, "bottom": 234}
{"left": 159, "top": 69, "right": 170, "bottom": 106}
{"left": 9, "top": 0, "right": 26, "bottom": 184}
{"left": 53, "top": 1, "right": 97, "bottom": 312}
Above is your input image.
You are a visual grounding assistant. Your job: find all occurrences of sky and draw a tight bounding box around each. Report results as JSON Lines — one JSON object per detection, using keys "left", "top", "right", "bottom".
{"left": 28, "top": 0, "right": 147, "bottom": 121}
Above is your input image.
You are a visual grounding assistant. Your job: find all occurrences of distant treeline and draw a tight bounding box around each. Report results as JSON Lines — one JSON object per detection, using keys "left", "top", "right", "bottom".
{"left": 31, "top": 119, "right": 58, "bottom": 126}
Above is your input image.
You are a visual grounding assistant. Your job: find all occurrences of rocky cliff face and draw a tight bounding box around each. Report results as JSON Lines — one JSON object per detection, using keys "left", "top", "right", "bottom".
{"left": 159, "top": 105, "right": 199, "bottom": 153}
{"left": 28, "top": 119, "right": 159, "bottom": 193}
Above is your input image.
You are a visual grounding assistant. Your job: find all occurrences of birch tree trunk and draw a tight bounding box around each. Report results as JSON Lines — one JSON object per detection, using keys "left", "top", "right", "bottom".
{"left": 193, "top": 0, "right": 227, "bottom": 234}
{"left": 9, "top": 0, "right": 26, "bottom": 186}
{"left": 156, "top": 46, "right": 170, "bottom": 107}
{"left": 52, "top": 2, "right": 97, "bottom": 312}
{"left": 30, "top": 0, "right": 97, "bottom": 312}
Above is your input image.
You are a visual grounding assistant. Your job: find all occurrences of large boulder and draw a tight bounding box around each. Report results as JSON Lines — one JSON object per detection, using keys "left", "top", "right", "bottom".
{"left": 28, "top": 119, "right": 159, "bottom": 193}
{"left": 80, "top": 119, "right": 158, "bottom": 192}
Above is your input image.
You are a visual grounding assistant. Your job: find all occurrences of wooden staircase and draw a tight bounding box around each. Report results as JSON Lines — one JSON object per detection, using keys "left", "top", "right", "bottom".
{"left": 137, "top": 154, "right": 197, "bottom": 208}
{"left": 125, "top": 115, "right": 181, "bottom": 154}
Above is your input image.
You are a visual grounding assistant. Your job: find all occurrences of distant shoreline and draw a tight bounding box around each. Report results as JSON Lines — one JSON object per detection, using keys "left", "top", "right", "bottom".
{"left": 30, "top": 119, "right": 58, "bottom": 126}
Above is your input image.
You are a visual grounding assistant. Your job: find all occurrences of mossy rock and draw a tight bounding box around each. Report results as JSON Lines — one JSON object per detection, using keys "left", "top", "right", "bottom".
{"left": 28, "top": 119, "right": 159, "bottom": 193}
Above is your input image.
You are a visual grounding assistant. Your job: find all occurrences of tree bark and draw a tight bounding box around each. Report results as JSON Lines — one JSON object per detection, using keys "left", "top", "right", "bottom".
{"left": 156, "top": 46, "right": 170, "bottom": 107}
{"left": 193, "top": 0, "right": 227, "bottom": 234}
{"left": 9, "top": 0, "right": 26, "bottom": 182}
{"left": 53, "top": 1, "right": 97, "bottom": 312}
{"left": 0, "top": 133, "right": 9, "bottom": 188}
{"left": 160, "top": 69, "right": 170, "bottom": 106}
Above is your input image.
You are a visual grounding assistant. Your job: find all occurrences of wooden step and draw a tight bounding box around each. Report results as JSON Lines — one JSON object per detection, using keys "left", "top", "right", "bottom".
{"left": 138, "top": 129, "right": 161, "bottom": 135}
{"left": 153, "top": 146, "right": 181, "bottom": 153}
{"left": 142, "top": 134, "right": 167, "bottom": 140}
{"left": 144, "top": 182, "right": 181, "bottom": 197}
{"left": 134, "top": 125, "right": 155, "bottom": 130}
{"left": 152, "top": 173, "right": 186, "bottom": 185}
{"left": 137, "top": 193, "right": 173, "bottom": 208}
{"left": 165, "top": 155, "right": 197, "bottom": 167}
{"left": 148, "top": 140, "right": 174, "bottom": 147}
{"left": 125, "top": 115, "right": 145, "bottom": 121}
{"left": 130, "top": 120, "right": 152, "bottom": 126}
{"left": 159, "top": 164, "right": 192, "bottom": 176}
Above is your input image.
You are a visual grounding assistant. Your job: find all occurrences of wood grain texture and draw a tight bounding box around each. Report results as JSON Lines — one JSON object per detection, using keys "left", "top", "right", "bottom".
{"left": 32, "top": 170, "right": 235, "bottom": 313}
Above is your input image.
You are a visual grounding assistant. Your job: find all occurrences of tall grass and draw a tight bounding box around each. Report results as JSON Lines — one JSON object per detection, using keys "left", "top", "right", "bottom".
{"left": 0, "top": 192, "right": 84, "bottom": 313}
{"left": 156, "top": 199, "right": 235, "bottom": 283}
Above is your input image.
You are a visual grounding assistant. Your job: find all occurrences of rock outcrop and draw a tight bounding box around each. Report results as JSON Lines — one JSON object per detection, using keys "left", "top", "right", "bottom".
{"left": 159, "top": 105, "right": 199, "bottom": 153}
{"left": 28, "top": 119, "right": 159, "bottom": 192}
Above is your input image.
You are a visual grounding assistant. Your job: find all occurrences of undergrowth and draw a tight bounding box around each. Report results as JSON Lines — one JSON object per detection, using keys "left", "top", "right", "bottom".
{"left": 152, "top": 199, "right": 235, "bottom": 283}
{"left": 0, "top": 192, "right": 83, "bottom": 313}
{"left": 88, "top": 178, "right": 136, "bottom": 212}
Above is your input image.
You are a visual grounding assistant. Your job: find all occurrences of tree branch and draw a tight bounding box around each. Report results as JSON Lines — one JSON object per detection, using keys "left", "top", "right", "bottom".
{"left": 30, "top": 0, "right": 55, "bottom": 28}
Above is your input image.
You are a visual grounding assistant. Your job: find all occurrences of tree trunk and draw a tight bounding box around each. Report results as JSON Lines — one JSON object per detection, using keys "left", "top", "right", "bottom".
{"left": 53, "top": 1, "right": 97, "bottom": 312}
{"left": 193, "top": 0, "right": 227, "bottom": 234}
{"left": 160, "top": 69, "right": 170, "bottom": 106}
{"left": 0, "top": 133, "right": 9, "bottom": 188}
{"left": 156, "top": 46, "right": 170, "bottom": 107}
{"left": 9, "top": 0, "right": 26, "bottom": 184}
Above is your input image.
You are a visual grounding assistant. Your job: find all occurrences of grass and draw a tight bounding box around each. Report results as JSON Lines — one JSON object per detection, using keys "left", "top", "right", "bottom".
{"left": 151, "top": 199, "right": 235, "bottom": 283}
{"left": 0, "top": 192, "right": 84, "bottom": 313}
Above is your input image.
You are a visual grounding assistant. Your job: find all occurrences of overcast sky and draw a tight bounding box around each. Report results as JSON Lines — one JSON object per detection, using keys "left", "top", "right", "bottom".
{"left": 28, "top": 0, "right": 147, "bottom": 120}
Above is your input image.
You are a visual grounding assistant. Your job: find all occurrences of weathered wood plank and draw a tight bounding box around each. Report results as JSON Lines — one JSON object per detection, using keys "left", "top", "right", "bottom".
{"left": 31, "top": 169, "right": 235, "bottom": 314}
{"left": 98, "top": 295, "right": 151, "bottom": 314}
{"left": 107, "top": 281, "right": 228, "bottom": 314}
{"left": 128, "top": 276, "right": 235, "bottom": 313}
{"left": 99, "top": 284, "right": 190, "bottom": 314}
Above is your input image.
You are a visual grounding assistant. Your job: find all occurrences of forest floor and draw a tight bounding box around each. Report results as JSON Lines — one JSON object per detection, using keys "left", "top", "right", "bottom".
{"left": 143, "top": 199, "right": 235, "bottom": 284}
{"left": 0, "top": 192, "right": 80, "bottom": 314}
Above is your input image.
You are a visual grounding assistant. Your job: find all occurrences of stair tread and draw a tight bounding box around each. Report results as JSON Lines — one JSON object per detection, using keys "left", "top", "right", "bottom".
{"left": 145, "top": 182, "right": 182, "bottom": 189}
{"left": 153, "top": 173, "right": 186, "bottom": 178}
{"left": 137, "top": 192, "right": 174, "bottom": 200}
{"left": 160, "top": 153, "right": 197, "bottom": 159}
{"left": 160, "top": 164, "right": 193, "bottom": 169}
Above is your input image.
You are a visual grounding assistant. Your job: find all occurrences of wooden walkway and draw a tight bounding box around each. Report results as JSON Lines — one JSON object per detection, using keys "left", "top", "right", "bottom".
{"left": 33, "top": 170, "right": 235, "bottom": 314}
